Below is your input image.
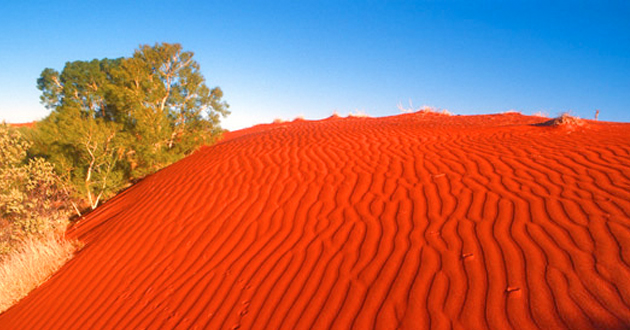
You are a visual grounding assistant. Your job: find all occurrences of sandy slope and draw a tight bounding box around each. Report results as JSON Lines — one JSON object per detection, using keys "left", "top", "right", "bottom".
{"left": 1, "top": 112, "right": 630, "bottom": 329}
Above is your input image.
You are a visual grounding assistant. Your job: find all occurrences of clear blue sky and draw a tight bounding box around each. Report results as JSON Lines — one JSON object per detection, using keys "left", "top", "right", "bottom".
{"left": 1, "top": 0, "right": 628, "bottom": 130}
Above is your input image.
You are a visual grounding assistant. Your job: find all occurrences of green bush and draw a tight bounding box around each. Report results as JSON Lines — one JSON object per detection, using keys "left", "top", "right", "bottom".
{"left": 0, "top": 124, "right": 70, "bottom": 258}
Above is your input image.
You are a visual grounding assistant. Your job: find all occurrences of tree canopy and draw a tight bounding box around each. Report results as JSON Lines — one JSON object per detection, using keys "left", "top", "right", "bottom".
{"left": 33, "top": 42, "right": 229, "bottom": 210}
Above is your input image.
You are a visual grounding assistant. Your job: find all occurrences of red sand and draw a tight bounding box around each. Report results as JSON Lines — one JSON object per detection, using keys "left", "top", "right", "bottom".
{"left": 8, "top": 122, "right": 36, "bottom": 128}
{"left": 2, "top": 112, "right": 630, "bottom": 329}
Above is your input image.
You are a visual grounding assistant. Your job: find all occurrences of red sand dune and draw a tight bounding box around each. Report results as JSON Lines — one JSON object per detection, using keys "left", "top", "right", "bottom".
{"left": 2, "top": 112, "right": 630, "bottom": 329}
{"left": 8, "top": 122, "right": 36, "bottom": 128}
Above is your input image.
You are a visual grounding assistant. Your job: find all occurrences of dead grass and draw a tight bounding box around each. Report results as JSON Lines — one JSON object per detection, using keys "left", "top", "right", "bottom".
{"left": 348, "top": 110, "right": 370, "bottom": 118}
{"left": 532, "top": 111, "right": 549, "bottom": 118}
{"left": 397, "top": 102, "right": 453, "bottom": 116}
{"left": 538, "top": 113, "right": 585, "bottom": 127}
{"left": 0, "top": 235, "right": 79, "bottom": 313}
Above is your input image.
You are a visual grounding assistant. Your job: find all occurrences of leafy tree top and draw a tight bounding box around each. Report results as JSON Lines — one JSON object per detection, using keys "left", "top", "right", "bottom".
{"left": 33, "top": 43, "right": 229, "bottom": 209}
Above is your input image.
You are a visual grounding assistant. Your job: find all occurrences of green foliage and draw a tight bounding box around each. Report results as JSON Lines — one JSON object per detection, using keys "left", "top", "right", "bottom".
{"left": 0, "top": 124, "right": 70, "bottom": 256}
{"left": 33, "top": 42, "right": 229, "bottom": 209}
{"left": 111, "top": 43, "right": 229, "bottom": 177}
{"left": 31, "top": 109, "right": 126, "bottom": 209}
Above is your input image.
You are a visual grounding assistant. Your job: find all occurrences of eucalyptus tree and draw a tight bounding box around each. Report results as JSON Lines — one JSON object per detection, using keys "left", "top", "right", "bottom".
{"left": 33, "top": 43, "right": 228, "bottom": 210}
{"left": 112, "top": 43, "right": 229, "bottom": 177}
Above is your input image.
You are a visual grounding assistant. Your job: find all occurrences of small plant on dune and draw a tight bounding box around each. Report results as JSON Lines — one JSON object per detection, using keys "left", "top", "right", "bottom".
{"left": 0, "top": 234, "right": 79, "bottom": 313}
{"left": 536, "top": 112, "right": 585, "bottom": 128}
{"left": 532, "top": 111, "right": 548, "bottom": 118}
{"left": 397, "top": 100, "right": 432, "bottom": 113}
{"left": 397, "top": 101, "right": 452, "bottom": 115}
{"left": 550, "top": 112, "right": 585, "bottom": 126}
{"left": 397, "top": 100, "right": 428, "bottom": 113}
{"left": 348, "top": 109, "right": 370, "bottom": 118}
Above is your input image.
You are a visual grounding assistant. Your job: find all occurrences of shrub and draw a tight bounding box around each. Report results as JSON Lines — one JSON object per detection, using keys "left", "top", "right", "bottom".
{"left": 0, "top": 123, "right": 70, "bottom": 257}
{"left": 537, "top": 113, "right": 585, "bottom": 128}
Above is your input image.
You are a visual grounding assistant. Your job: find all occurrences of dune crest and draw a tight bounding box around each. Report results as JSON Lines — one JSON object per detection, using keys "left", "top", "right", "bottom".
{"left": 2, "top": 112, "right": 630, "bottom": 329}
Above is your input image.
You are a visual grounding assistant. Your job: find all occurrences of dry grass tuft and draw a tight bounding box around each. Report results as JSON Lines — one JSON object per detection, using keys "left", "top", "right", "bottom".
{"left": 538, "top": 113, "right": 585, "bottom": 128}
{"left": 348, "top": 110, "right": 370, "bottom": 118}
{"left": 397, "top": 102, "right": 453, "bottom": 116}
{"left": 0, "top": 235, "right": 79, "bottom": 313}
{"left": 417, "top": 105, "right": 436, "bottom": 113}
{"left": 532, "top": 111, "right": 549, "bottom": 118}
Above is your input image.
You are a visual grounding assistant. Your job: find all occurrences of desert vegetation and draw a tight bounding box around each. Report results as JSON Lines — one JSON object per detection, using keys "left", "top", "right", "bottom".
{"left": 0, "top": 123, "right": 75, "bottom": 312}
{"left": 536, "top": 112, "right": 585, "bottom": 128}
{"left": 0, "top": 123, "right": 70, "bottom": 256}
{"left": 397, "top": 101, "right": 452, "bottom": 115}
{"left": 2, "top": 42, "right": 228, "bottom": 245}
{"left": 0, "top": 42, "right": 228, "bottom": 311}
{"left": 31, "top": 42, "right": 229, "bottom": 211}
{"left": 0, "top": 235, "right": 78, "bottom": 313}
